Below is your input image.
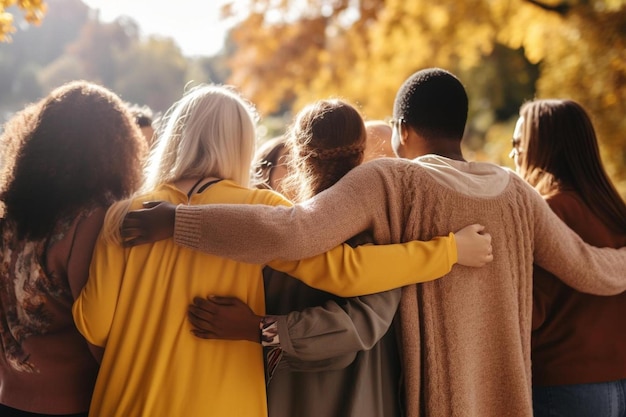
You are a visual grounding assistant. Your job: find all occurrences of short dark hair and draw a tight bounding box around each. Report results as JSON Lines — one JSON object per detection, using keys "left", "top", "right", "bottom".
{"left": 393, "top": 68, "right": 468, "bottom": 141}
{"left": 127, "top": 103, "right": 154, "bottom": 128}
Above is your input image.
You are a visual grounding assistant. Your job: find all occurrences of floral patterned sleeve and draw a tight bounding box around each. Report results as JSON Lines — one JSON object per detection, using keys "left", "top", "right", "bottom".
{"left": 260, "top": 316, "right": 282, "bottom": 382}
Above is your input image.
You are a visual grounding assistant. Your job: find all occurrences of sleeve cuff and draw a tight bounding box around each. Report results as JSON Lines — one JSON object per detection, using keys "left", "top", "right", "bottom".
{"left": 174, "top": 204, "right": 204, "bottom": 249}
{"left": 260, "top": 316, "right": 280, "bottom": 347}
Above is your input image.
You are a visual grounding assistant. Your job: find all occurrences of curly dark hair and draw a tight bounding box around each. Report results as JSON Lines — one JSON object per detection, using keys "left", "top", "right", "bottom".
{"left": 0, "top": 80, "right": 147, "bottom": 239}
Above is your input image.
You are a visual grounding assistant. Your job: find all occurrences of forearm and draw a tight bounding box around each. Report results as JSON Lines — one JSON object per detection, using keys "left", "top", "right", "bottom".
{"left": 268, "top": 235, "right": 456, "bottom": 296}
{"left": 261, "top": 290, "right": 399, "bottom": 372}
{"left": 174, "top": 165, "right": 385, "bottom": 263}
{"left": 533, "top": 193, "right": 626, "bottom": 295}
{"left": 276, "top": 290, "right": 400, "bottom": 362}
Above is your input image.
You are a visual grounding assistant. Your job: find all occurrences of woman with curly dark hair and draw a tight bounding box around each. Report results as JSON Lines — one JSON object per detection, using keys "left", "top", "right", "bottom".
{"left": 0, "top": 80, "right": 146, "bottom": 416}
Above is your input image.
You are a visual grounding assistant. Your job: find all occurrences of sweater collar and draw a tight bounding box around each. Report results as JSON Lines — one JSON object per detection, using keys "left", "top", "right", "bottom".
{"left": 413, "top": 154, "right": 512, "bottom": 197}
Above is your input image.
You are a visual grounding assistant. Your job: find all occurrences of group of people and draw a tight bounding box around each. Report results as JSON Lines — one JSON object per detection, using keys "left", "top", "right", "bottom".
{"left": 0, "top": 67, "right": 624, "bottom": 417}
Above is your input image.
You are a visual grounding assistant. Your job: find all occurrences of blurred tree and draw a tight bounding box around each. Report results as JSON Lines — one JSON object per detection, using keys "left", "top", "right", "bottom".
{"left": 224, "top": 0, "right": 626, "bottom": 196}
{"left": 115, "top": 36, "right": 189, "bottom": 113}
{"left": 0, "top": 0, "right": 88, "bottom": 110}
{"left": 66, "top": 15, "right": 139, "bottom": 86}
{"left": 38, "top": 54, "right": 86, "bottom": 92}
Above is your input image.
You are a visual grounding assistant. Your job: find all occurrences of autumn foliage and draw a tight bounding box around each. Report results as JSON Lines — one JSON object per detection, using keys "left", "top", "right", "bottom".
{"left": 225, "top": 0, "right": 626, "bottom": 195}
{"left": 2, "top": 0, "right": 625, "bottom": 195}
{"left": 0, "top": 0, "right": 47, "bottom": 41}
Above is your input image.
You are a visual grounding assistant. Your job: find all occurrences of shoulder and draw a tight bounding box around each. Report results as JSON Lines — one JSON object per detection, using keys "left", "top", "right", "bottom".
{"left": 544, "top": 190, "right": 586, "bottom": 217}
{"left": 195, "top": 179, "right": 293, "bottom": 207}
{"left": 543, "top": 190, "right": 609, "bottom": 243}
{"left": 346, "top": 157, "right": 420, "bottom": 184}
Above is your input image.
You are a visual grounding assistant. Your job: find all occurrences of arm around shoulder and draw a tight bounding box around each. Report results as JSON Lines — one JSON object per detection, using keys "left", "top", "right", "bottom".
{"left": 268, "top": 233, "right": 457, "bottom": 297}
{"left": 532, "top": 190, "right": 626, "bottom": 295}
{"left": 276, "top": 288, "right": 401, "bottom": 367}
{"left": 174, "top": 164, "right": 387, "bottom": 263}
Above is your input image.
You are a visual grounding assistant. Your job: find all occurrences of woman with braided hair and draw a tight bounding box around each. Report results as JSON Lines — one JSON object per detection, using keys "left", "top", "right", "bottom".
{"left": 188, "top": 99, "right": 404, "bottom": 417}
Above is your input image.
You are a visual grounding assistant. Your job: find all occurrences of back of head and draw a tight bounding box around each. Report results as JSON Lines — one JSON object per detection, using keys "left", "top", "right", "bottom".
{"left": 253, "top": 135, "right": 289, "bottom": 190}
{"left": 0, "top": 80, "right": 146, "bottom": 240}
{"left": 144, "top": 84, "right": 258, "bottom": 191}
{"left": 364, "top": 120, "right": 395, "bottom": 161}
{"left": 519, "top": 98, "right": 626, "bottom": 231}
{"left": 283, "top": 99, "right": 366, "bottom": 201}
{"left": 393, "top": 68, "right": 468, "bottom": 142}
{"left": 127, "top": 103, "right": 156, "bottom": 146}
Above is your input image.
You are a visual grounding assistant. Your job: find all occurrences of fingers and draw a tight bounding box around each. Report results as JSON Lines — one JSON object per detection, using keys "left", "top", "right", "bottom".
{"left": 457, "top": 223, "right": 485, "bottom": 234}
{"left": 142, "top": 201, "right": 164, "bottom": 209}
{"left": 192, "top": 296, "right": 215, "bottom": 311}
{"left": 208, "top": 296, "right": 241, "bottom": 306}
{"left": 471, "top": 223, "right": 486, "bottom": 233}
{"left": 483, "top": 241, "right": 494, "bottom": 265}
{"left": 188, "top": 304, "right": 214, "bottom": 322}
{"left": 188, "top": 297, "right": 230, "bottom": 339}
{"left": 191, "top": 330, "right": 213, "bottom": 339}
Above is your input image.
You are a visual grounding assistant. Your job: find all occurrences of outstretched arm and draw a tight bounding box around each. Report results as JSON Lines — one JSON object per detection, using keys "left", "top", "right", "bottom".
{"left": 122, "top": 163, "right": 493, "bottom": 270}
{"left": 272, "top": 290, "right": 401, "bottom": 364}
{"left": 187, "top": 289, "right": 400, "bottom": 371}
{"left": 531, "top": 188, "right": 626, "bottom": 295}
{"left": 122, "top": 201, "right": 176, "bottom": 247}
{"left": 173, "top": 163, "right": 393, "bottom": 263}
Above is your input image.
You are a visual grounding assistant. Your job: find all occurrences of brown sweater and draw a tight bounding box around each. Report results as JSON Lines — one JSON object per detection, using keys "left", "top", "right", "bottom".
{"left": 532, "top": 189, "right": 626, "bottom": 386}
{"left": 174, "top": 156, "right": 626, "bottom": 417}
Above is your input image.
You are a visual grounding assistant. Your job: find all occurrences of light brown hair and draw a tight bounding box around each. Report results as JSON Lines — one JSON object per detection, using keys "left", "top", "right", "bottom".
{"left": 518, "top": 99, "right": 626, "bottom": 231}
{"left": 281, "top": 99, "right": 366, "bottom": 202}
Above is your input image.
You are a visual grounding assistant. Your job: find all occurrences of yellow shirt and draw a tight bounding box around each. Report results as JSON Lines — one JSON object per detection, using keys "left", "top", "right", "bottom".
{"left": 73, "top": 180, "right": 457, "bottom": 417}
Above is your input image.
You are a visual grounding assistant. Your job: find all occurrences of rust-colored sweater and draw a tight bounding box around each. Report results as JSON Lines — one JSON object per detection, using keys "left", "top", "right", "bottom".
{"left": 174, "top": 156, "right": 626, "bottom": 417}
{"left": 532, "top": 189, "right": 626, "bottom": 386}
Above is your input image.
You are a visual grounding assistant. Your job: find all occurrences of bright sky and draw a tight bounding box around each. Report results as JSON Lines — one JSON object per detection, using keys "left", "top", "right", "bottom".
{"left": 82, "top": 0, "right": 242, "bottom": 57}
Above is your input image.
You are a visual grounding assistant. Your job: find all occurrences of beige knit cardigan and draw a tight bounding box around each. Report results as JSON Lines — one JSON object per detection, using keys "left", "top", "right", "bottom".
{"left": 174, "top": 156, "right": 626, "bottom": 417}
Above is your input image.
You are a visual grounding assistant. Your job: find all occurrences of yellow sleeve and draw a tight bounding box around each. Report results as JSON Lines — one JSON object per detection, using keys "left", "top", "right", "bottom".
{"left": 72, "top": 231, "right": 125, "bottom": 347}
{"left": 267, "top": 233, "right": 457, "bottom": 297}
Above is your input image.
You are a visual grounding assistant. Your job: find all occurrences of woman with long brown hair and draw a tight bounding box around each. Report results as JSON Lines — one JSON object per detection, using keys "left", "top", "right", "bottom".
{"left": 513, "top": 99, "right": 626, "bottom": 417}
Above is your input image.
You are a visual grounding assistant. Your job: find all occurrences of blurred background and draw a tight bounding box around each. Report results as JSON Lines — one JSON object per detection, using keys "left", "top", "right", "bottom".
{"left": 1, "top": 0, "right": 624, "bottom": 196}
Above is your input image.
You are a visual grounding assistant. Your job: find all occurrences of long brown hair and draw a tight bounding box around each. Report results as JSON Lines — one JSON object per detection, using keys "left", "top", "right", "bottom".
{"left": 517, "top": 99, "right": 626, "bottom": 231}
{"left": 281, "top": 99, "right": 366, "bottom": 202}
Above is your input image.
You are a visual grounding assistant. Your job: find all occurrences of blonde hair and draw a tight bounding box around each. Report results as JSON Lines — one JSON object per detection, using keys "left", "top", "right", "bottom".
{"left": 103, "top": 84, "right": 259, "bottom": 244}
{"left": 144, "top": 84, "right": 258, "bottom": 191}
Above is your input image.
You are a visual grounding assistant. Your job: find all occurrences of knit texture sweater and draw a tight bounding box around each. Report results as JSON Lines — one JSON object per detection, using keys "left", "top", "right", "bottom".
{"left": 174, "top": 155, "right": 626, "bottom": 417}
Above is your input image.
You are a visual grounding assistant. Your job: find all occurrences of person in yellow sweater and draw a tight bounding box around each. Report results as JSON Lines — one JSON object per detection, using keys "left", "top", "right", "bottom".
{"left": 72, "top": 84, "right": 492, "bottom": 417}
